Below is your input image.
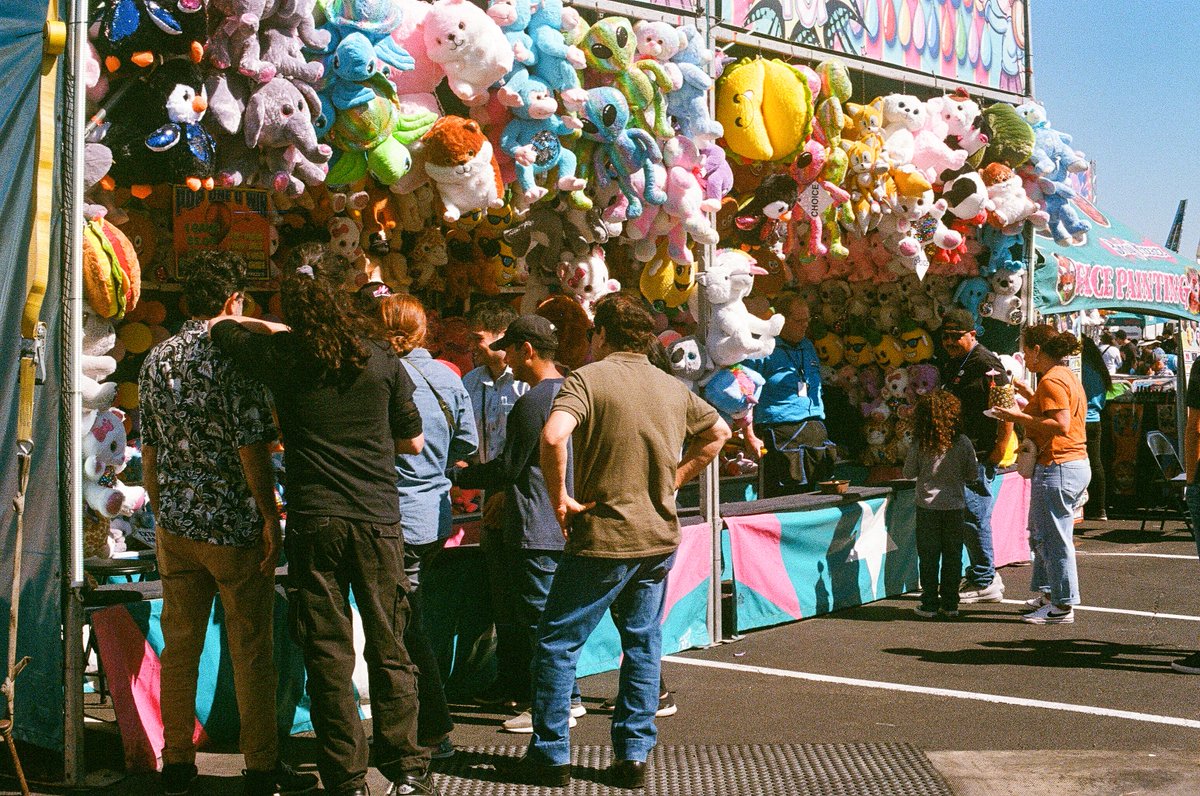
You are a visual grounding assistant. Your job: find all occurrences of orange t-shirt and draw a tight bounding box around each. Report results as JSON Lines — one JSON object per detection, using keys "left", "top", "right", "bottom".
{"left": 1027, "top": 365, "right": 1088, "bottom": 465}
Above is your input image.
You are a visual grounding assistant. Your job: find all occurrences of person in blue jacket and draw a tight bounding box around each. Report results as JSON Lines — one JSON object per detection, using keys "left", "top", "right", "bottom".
{"left": 744, "top": 292, "right": 835, "bottom": 497}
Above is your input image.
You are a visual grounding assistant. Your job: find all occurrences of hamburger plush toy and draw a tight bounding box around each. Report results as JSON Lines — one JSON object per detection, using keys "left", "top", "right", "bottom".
{"left": 83, "top": 218, "right": 141, "bottom": 321}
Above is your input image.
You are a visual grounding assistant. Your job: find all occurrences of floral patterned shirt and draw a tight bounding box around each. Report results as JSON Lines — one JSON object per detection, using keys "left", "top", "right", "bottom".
{"left": 138, "top": 320, "right": 277, "bottom": 547}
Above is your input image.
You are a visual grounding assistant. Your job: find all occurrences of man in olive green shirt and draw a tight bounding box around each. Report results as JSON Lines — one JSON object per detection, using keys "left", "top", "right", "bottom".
{"left": 497, "top": 294, "right": 730, "bottom": 790}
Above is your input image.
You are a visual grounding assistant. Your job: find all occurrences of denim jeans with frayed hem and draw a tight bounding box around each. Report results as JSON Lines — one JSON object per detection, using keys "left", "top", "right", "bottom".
{"left": 1028, "top": 460, "right": 1091, "bottom": 606}
{"left": 528, "top": 552, "right": 676, "bottom": 766}
{"left": 962, "top": 461, "right": 997, "bottom": 587}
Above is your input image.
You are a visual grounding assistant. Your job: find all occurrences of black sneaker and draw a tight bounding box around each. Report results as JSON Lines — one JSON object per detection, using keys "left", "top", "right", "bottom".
{"left": 1172, "top": 651, "right": 1200, "bottom": 674}
{"left": 243, "top": 761, "right": 319, "bottom": 795}
{"left": 386, "top": 770, "right": 441, "bottom": 795}
{"left": 472, "top": 680, "right": 510, "bottom": 706}
{"left": 161, "top": 762, "right": 198, "bottom": 795}
{"left": 598, "top": 691, "right": 677, "bottom": 717}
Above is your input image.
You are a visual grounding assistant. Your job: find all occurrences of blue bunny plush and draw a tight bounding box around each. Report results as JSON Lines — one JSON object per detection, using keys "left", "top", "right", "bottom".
{"left": 668, "top": 26, "right": 723, "bottom": 143}
{"left": 499, "top": 72, "right": 585, "bottom": 205}
{"left": 579, "top": 87, "right": 665, "bottom": 220}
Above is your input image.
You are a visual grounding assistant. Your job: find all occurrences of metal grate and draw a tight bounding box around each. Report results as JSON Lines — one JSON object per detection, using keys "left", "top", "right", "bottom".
{"left": 430, "top": 744, "right": 955, "bottom": 795}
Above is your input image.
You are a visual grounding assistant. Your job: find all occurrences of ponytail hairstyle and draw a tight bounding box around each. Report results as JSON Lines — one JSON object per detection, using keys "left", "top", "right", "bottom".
{"left": 379, "top": 293, "right": 427, "bottom": 356}
{"left": 1023, "top": 323, "right": 1081, "bottom": 361}
{"left": 280, "top": 243, "right": 370, "bottom": 383}
{"left": 912, "top": 388, "right": 963, "bottom": 457}
{"left": 592, "top": 293, "right": 658, "bottom": 356}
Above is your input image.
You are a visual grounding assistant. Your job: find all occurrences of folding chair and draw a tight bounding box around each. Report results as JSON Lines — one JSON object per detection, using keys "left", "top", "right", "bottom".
{"left": 1143, "top": 431, "right": 1194, "bottom": 535}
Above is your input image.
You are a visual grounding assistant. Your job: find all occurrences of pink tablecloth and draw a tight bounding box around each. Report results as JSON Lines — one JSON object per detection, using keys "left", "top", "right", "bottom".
{"left": 992, "top": 469, "right": 1032, "bottom": 567}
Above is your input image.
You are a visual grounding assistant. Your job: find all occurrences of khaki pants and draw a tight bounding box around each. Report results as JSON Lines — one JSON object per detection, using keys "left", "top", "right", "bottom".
{"left": 156, "top": 530, "right": 277, "bottom": 770}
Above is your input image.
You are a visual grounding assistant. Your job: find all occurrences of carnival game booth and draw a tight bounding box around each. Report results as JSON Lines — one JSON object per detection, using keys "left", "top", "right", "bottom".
{"left": 0, "top": 0, "right": 1101, "bottom": 783}
{"left": 1033, "top": 200, "right": 1200, "bottom": 517}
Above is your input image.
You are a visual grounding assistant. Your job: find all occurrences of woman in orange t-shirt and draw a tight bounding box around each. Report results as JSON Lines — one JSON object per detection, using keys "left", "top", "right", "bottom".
{"left": 992, "top": 325, "right": 1090, "bottom": 625}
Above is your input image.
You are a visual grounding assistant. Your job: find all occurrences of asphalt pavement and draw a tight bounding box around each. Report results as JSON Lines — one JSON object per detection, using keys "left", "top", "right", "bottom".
{"left": 11, "top": 516, "right": 1200, "bottom": 795}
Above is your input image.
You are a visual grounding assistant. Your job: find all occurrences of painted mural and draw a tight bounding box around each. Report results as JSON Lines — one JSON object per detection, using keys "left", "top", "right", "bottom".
{"left": 722, "top": 0, "right": 1026, "bottom": 93}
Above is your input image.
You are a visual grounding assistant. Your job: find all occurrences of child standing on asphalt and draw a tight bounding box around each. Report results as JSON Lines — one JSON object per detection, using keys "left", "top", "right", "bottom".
{"left": 903, "top": 389, "right": 979, "bottom": 618}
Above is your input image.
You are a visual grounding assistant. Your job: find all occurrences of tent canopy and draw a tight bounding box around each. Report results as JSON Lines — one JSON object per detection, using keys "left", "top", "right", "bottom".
{"left": 1033, "top": 197, "right": 1200, "bottom": 323}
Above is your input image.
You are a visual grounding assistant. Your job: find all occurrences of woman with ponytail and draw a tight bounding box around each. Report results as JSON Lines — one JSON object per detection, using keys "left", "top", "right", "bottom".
{"left": 209, "top": 243, "right": 440, "bottom": 795}
{"left": 993, "top": 324, "right": 1090, "bottom": 625}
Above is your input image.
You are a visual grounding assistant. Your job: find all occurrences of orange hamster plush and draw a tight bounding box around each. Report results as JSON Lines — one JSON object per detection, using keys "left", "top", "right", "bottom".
{"left": 420, "top": 116, "right": 505, "bottom": 223}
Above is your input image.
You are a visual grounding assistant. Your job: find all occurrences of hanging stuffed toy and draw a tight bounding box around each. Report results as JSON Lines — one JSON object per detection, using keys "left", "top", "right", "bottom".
{"left": 208, "top": 0, "right": 328, "bottom": 83}
{"left": 633, "top": 21, "right": 684, "bottom": 90}
{"left": 640, "top": 240, "right": 697, "bottom": 310}
{"left": 716, "top": 57, "right": 812, "bottom": 162}
{"left": 979, "top": 270, "right": 1025, "bottom": 325}
{"left": 106, "top": 60, "right": 216, "bottom": 197}
{"left": 423, "top": 0, "right": 514, "bottom": 106}
{"left": 735, "top": 173, "right": 797, "bottom": 262}
{"left": 699, "top": 248, "right": 785, "bottom": 368}
{"left": 421, "top": 116, "right": 505, "bottom": 222}
{"left": 245, "top": 77, "right": 332, "bottom": 195}
{"left": 658, "top": 136, "right": 720, "bottom": 265}
{"left": 788, "top": 139, "right": 850, "bottom": 260}
{"left": 579, "top": 87, "right": 665, "bottom": 220}
{"left": 486, "top": 0, "right": 537, "bottom": 87}
{"left": 498, "top": 71, "right": 586, "bottom": 205}
{"left": 97, "top": 0, "right": 208, "bottom": 73}
{"left": 583, "top": 17, "right": 673, "bottom": 138}
{"left": 526, "top": 0, "right": 587, "bottom": 109}
{"left": 842, "top": 136, "right": 891, "bottom": 235}
{"left": 667, "top": 26, "right": 723, "bottom": 144}
{"left": 557, "top": 246, "right": 620, "bottom": 317}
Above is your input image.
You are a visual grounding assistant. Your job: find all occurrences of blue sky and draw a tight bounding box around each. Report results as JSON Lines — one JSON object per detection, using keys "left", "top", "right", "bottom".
{"left": 1030, "top": 5, "right": 1200, "bottom": 256}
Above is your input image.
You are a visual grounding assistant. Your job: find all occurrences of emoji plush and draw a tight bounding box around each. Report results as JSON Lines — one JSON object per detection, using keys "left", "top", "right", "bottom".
{"left": 422, "top": 116, "right": 505, "bottom": 222}
{"left": 423, "top": 0, "right": 514, "bottom": 105}
{"left": 716, "top": 57, "right": 813, "bottom": 162}
{"left": 583, "top": 17, "right": 673, "bottom": 137}
{"left": 897, "top": 320, "right": 933, "bottom": 363}
{"left": 640, "top": 241, "right": 697, "bottom": 310}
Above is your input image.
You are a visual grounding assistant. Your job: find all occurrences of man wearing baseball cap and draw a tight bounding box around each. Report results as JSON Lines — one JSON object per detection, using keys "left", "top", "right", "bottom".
{"left": 939, "top": 307, "right": 1013, "bottom": 604}
{"left": 450, "top": 315, "right": 587, "bottom": 735}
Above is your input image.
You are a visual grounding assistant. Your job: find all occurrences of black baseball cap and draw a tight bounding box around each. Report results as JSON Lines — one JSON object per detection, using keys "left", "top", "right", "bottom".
{"left": 490, "top": 314, "right": 559, "bottom": 352}
{"left": 940, "top": 308, "right": 976, "bottom": 335}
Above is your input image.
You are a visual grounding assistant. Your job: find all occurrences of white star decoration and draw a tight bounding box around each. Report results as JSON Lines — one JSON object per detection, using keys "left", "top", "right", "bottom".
{"left": 846, "top": 499, "right": 896, "bottom": 600}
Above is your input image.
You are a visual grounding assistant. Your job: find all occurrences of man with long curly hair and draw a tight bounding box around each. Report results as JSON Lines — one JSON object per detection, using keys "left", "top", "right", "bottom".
{"left": 210, "top": 244, "right": 437, "bottom": 796}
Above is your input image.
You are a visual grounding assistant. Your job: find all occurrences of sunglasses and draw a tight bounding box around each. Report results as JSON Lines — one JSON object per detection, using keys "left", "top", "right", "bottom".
{"left": 940, "top": 330, "right": 968, "bottom": 340}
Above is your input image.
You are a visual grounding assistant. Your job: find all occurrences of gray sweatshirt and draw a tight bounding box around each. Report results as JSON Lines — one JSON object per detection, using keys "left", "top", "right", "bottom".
{"left": 903, "top": 434, "right": 978, "bottom": 510}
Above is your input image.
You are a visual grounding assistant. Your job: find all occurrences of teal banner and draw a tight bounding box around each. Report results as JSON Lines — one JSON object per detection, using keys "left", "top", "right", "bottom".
{"left": 1034, "top": 197, "right": 1200, "bottom": 323}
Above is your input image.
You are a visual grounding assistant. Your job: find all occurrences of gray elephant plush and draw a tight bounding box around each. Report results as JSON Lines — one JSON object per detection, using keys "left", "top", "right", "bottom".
{"left": 245, "top": 76, "right": 331, "bottom": 195}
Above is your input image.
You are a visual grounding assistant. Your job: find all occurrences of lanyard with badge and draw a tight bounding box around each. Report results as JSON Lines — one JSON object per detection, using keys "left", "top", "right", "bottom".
{"left": 948, "top": 347, "right": 974, "bottom": 388}
{"left": 786, "top": 343, "right": 809, "bottom": 399}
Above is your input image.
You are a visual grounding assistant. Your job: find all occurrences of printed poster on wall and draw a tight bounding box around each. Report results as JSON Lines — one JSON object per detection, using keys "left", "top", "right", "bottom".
{"left": 173, "top": 187, "right": 271, "bottom": 280}
{"left": 719, "top": 0, "right": 1026, "bottom": 94}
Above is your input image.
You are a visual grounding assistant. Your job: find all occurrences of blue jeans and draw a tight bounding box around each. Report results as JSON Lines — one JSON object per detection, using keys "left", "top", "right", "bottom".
{"left": 1028, "top": 460, "right": 1090, "bottom": 606}
{"left": 962, "top": 461, "right": 997, "bottom": 587}
{"left": 1185, "top": 484, "right": 1200, "bottom": 560}
{"left": 507, "top": 546, "right": 581, "bottom": 705}
{"left": 529, "top": 552, "right": 676, "bottom": 766}
{"left": 915, "top": 507, "right": 964, "bottom": 612}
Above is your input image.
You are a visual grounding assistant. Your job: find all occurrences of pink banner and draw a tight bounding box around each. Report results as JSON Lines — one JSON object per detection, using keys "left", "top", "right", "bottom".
{"left": 724, "top": 513, "right": 805, "bottom": 620}
{"left": 991, "top": 469, "right": 1032, "bottom": 567}
{"left": 663, "top": 522, "right": 714, "bottom": 622}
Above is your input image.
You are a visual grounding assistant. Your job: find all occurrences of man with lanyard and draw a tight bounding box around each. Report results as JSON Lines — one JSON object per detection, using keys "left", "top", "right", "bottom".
{"left": 938, "top": 308, "right": 1013, "bottom": 604}
{"left": 745, "top": 292, "right": 835, "bottom": 497}
{"left": 1177, "top": 354, "right": 1200, "bottom": 673}
{"left": 461, "top": 300, "right": 530, "bottom": 707}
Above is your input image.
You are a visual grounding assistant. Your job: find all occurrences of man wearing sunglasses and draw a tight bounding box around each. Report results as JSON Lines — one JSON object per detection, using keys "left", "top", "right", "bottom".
{"left": 938, "top": 308, "right": 1013, "bottom": 604}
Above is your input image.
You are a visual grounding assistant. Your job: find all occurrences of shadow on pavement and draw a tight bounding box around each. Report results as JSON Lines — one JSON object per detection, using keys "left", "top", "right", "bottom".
{"left": 883, "top": 638, "right": 1185, "bottom": 674}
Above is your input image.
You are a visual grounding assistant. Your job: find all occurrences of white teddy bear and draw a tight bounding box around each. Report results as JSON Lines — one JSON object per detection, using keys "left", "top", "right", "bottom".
{"left": 980, "top": 270, "right": 1025, "bottom": 325}
{"left": 700, "top": 249, "right": 784, "bottom": 368}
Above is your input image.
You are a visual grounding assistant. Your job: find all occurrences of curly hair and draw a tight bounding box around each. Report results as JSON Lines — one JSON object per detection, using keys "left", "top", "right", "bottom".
{"left": 1023, "top": 324, "right": 1081, "bottom": 360}
{"left": 912, "top": 389, "right": 962, "bottom": 457}
{"left": 379, "top": 293, "right": 427, "bottom": 356}
{"left": 465, "top": 299, "right": 518, "bottom": 334}
{"left": 181, "top": 250, "right": 247, "bottom": 317}
{"left": 280, "top": 243, "right": 369, "bottom": 382}
{"left": 592, "top": 293, "right": 658, "bottom": 355}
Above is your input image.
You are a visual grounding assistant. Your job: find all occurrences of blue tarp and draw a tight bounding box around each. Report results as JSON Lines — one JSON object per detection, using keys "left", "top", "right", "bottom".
{"left": 0, "top": 0, "right": 65, "bottom": 750}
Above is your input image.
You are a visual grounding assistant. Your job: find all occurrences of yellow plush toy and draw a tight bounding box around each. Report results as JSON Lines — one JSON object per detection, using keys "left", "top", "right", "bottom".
{"left": 639, "top": 241, "right": 696, "bottom": 309}
{"left": 716, "top": 58, "right": 813, "bottom": 162}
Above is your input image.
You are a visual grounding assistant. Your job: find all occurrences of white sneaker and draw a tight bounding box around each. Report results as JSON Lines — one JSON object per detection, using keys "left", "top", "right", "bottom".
{"left": 1022, "top": 602, "right": 1074, "bottom": 624}
{"left": 501, "top": 708, "right": 581, "bottom": 733}
{"left": 959, "top": 573, "right": 1005, "bottom": 604}
{"left": 1023, "top": 592, "right": 1051, "bottom": 611}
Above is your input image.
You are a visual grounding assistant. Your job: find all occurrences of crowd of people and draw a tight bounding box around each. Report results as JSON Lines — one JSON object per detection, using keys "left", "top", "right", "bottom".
{"left": 138, "top": 246, "right": 730, "bottom": 795}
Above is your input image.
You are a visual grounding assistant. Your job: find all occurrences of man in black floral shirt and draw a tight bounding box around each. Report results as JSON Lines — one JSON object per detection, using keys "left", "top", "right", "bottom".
{"left": 139, "top": 251, "right": 316, "bottom": 796}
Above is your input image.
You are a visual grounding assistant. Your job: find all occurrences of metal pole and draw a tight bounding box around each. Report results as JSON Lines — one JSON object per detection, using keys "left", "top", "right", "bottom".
{"left": 61, "top": 0, "right": 89, "bottom": 785}
{"left": 700, "top": 0, "right": 723, "bottom": 646}
{"left": 1023, "top": 0, "right": 1035, "bottom": 99}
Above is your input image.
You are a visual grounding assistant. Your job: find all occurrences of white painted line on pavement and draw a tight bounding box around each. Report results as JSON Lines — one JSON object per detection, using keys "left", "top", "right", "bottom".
{"left": 1076, "top": 552, "right": 1197, "bottom": 560}
{"left": 661, "top": 656, "right": 1200, "bottom": 729}
{"left": 997, "top": 599, "right": 1200, "bottom": 622}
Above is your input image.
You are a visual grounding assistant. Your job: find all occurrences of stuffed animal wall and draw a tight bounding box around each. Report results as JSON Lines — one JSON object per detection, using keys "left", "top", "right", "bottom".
{"left": 422, "top": 116, "right": 505, "bottom": 222}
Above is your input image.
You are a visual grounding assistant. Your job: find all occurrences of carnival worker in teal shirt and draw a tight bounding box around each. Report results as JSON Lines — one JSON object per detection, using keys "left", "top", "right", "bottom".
{"left": 743, "top": 292, "right": 835, "bottom": 497}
